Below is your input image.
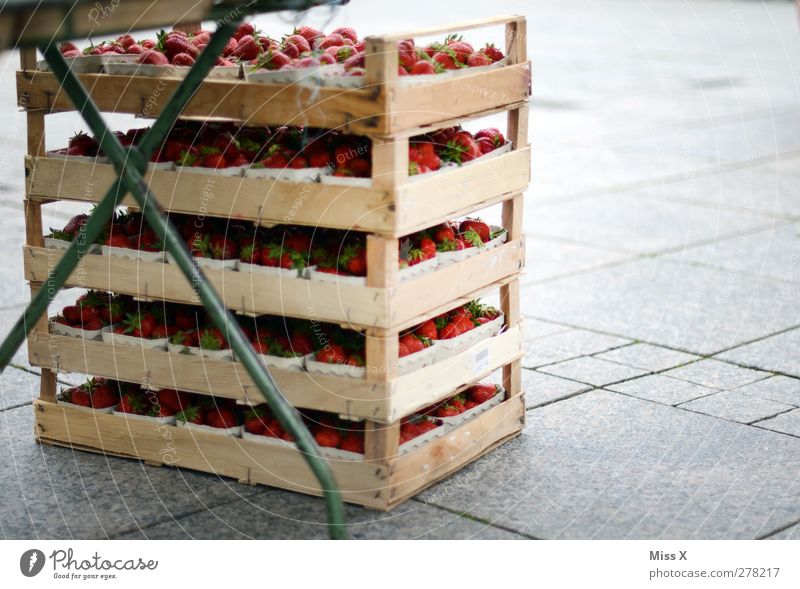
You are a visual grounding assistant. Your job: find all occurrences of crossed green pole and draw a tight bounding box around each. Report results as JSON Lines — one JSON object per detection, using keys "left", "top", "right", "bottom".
{"left": 0, "top": 20, "right": 347, "bottom": 539}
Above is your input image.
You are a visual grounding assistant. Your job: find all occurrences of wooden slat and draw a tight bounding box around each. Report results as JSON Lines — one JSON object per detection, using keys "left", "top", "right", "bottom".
{"left": 387, "top": 326, "right": 522, "bottom": 421}
{"left": 385, "top": 63, "right": 531, "bottom": 135}
{"left": 364, "top": 421, "right": 399, "bottom": 463}
{"left": 505, "top": 16, "right": 528, "bottom": 64}
{"left": 34, "top": 400, "right": 388, "bottom": 509}
{"left": 388, "top": 395, "right": 524, "bottom": 505}
{"left": 17, "top": 62, "right": 530, "bottom": 136}
{"left": 23, "top": 245, "right": 386, "bottom": 328}
{"left": 364, "top": 37, "right": 398, "bottom": 88}
{"left": 378, "top": 14, "right": 524, "bottom": 42}
{"left": 27, "top": 326, "right": 521, "bottom": 423}
{"left": 24, "top": 240, "right": 522, "bottom": 329}
{"left": 24, "top": 149, "right": 530, "bottom": 236}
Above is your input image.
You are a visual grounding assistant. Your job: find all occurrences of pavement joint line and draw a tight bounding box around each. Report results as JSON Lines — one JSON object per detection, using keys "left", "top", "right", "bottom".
{"left": 748, "top": 406, "right": 800, "bottom": 426}
{"left": 408, "top": 498, "right": 541, "bottom": 540}
{"left": 0, "top": 400, "right": 34, "bottom": 412}
{"left": 757, "top": 517, "right": 800, "bottom": 540}
{"left": 524, "top": 386, "right": 597, "bottom": 411}
{"left": 602, "top": 386, "right": 718, "bottom": 409}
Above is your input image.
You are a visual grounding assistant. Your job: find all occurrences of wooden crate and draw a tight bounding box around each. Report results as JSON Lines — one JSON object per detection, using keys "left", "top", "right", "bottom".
{"left": 34, "top": 394, "right": 524, "bottom": 510}
{"left": 24, "top": 145, "right": 531, "bottom": 236}
{"left": 17, "top": 15, "right": 530, "bottom": 510}
{"left": 22, "top": 239, "right": 524, "bottom": 329}
{"left": 28, "top": 326, "right": 522, "bottom": 422}
{"left": 16, "top": 15, "right": 530, "bottom": 136}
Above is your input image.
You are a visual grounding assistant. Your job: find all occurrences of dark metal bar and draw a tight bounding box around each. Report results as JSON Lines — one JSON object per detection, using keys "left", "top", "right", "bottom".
{"left": 0, "top": 20, "right": 347, "bottom": 538}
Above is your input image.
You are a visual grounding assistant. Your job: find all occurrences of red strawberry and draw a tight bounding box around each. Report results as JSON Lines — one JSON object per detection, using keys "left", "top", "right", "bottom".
{"left": 433, "top": 51, "right": 459, "bottom": 70}
{"left": 331, "top": 27, "right": 358, "bottom": 42}
{"left": 105, "top": 233, "right": 130, "bottom": 248}
{"left": 481, "top": 43, "right": 504, "bottom": 62}
{"left": 138, "top": 50, "right": 169, "bottom": 65}
{"left": 474, "top": 128, "right": 506, "bottom": 148}
{"left": 415, "top": 319, "right": 438, "bottom": 340}
{"left": 459, "top": 219, "right": 491, "bottom": 242}
{"left": 314, "top": 426, "right": 342, "bottom": 448}
{"left": 339, "top": 432, "right": 364, "bottom": 454}
{"left": 157, "top": 389, "right": 189, "bottom": 412}
{"left": 198, "top": 327, "right": 227, "bottom": 350}
{"left": 476, "top": 136, "right": 495, "bottom": 154}
{"left": 442, "top": 130, "right": 481, "bottom": 163}
{"left": 69, "top": 387, "right": 91, "bottom": 407}
{"left": 163, "top": 35, "right": 199, "bottom": 58}
{"left": 447, "top": 40, "right": 474, "bottom": 63}
{"left": 469, "top": 384, "right": 498, "bottom": 404}
{"left": 119, "top": 391, "right": 145, "bottom": 414}
{"left": 399, "top": 333, "right": 425, "bottom": 355}
{"left": 116, "top": 34, "right": 136, "bottom": 48}
{"left": 316, "top": 345, "right": 347, "bottom": 364}
{"left": 289, "top": 333, "right": 314, "bottom": 356}
{"left": 62, "top": 305, "right": 81, "bottom": 324}
{"left": 433, "top": 225, "right": 456, "bottom": 244}
{"left": 439, "top": 320, "right": 463, "bottom": 340}
{"left": 91, "top": 384, "right": 118, "bottom": 408}
{"left": 125, "top": 44, "right": 144, "bottom": 54}
{"left": 398, "top": 340, "right": 411, "bottom": 358}
{"left": 234, "top": 22, "right": 255, "bottom": 41}
{"left": 232, "top": 35, "right": 261, "bottom": 61}
{"left": 208, "top": 234, "right": 237, "bottom": 259}
{"left": 82, "top": 318, "right": 104, "bottom": 331}
{"left": 318, "top": 33, "right": 345, "bottom": 50}
{"left": 418, "top": 237, "right": 436, "bottom": 259}
{"left": 178, "top": 405, "right": 206, "bottom": 425}
{"left": 467, "top": 52, "right": 493, "bottom": 67}
{"left": 207, "top": 407, "right": 237, "bottom": 429}
{"left": 341, "top": 245, "right": 366, "bottom": 276}
{"left": 172, "top": 52, "right": 195, "bottom": 67}
{"left": 294, "top": 25, "right": 324, "bottom": 44}
{"left": 410, "top": 60, "right": 437, "bottom": 75}
{"left": 435, "top": 403, "right": 463, "bottom": 418}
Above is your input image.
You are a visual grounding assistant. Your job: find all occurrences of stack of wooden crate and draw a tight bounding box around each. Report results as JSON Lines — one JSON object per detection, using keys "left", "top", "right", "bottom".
{"left": 17, "top": 15, "right": 531, "bottom": 510}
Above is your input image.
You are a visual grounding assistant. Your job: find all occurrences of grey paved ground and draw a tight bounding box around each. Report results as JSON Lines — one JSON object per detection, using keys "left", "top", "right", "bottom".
{"left": 1, "top": 0, "right": 800, "bottom": 539}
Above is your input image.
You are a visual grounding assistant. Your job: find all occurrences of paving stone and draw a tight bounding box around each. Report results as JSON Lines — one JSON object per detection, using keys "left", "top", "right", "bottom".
{"left": 595, "top": 343, "right": 700, "bottom": 372}
{"left": 539, "top": 356, "right": 648, "bottom": 387}
{"left": 638, "top": 158, "right": 800, "bottom": 218}
{"left": 524, "top": 193, "right": 773, "bottom": 254}
{"left": 732, "top": 376, "right": 800, "bottom": 407}
{"left": 678, "top": 390, "right": 794, "bottom": 424}
{"left": 522, "top": 236, "right": 631, "bottom": 284}
{"left": 717, "top": 329, "right": 800, "bottom": 378}
{"left": 521, "top": 317, "right": 572, "bottom": 340}
{"left": 607, "top": 374, "right": 717, "bottom": 406}
{"left": 662, "top": 359, "right": 770, "bottom": 390}
{"left": 521, "top": 369, "right": 592, "bottom": 408}
{"left": 755, "top": 409, "right": 800, "bottom": 438}
{"left": 663, "top": 223, "right": 800, "bottom": 284}
{"left": 0, "top": 406, "right": 264, "bottom": 539}
{"left": 0, "top": 367, "right": 39, "bottom": 411}
{"left": 523, "top": 328, "right": 632, "bottom": 368}
{"left": 418, "top": 391, "right": 800, "bottom": 539}
{"left": 520, "top": 258, "right": 800, "bottom": 356}
{"left": 115, "top": 490, "right": 519, "bottom": 540}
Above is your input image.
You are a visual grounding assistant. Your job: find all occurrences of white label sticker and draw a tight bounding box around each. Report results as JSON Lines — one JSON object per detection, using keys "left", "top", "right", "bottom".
{"left": 471, "top": 346, "right": 490, "bottom": 374}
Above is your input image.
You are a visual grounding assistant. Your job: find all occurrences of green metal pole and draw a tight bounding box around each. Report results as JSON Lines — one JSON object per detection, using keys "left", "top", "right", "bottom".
{"left": 0, "top": 25, "right": 347, "bottom": 538}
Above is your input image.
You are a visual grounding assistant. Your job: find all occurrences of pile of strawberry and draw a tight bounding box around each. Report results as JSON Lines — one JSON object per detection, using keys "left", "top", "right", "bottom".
{"left": 176, "top": 396, "right": 240, "bottom": 429}
{"left": 244, "top": 406, "right": 365, "bottom": 453}
{"left": 423, "top": 384, "right": 501, "bottom": 418}
{"left": 115, "top": 387, "right": 191, "bottom": 419}
{"left": 430, "top": 217, "right": 496, "bottom": 254}
{"left": 313, "top": 326, "right": 365, "bottom": 368}
{"left": 246, "top": 317, "right": 316, "bottom": 359}
{"left": 393, "top": 34, "right": 505, "bottom": 76}
{"left": 409, "top": 126, "right": 506, "bottom": 176}
{"left": 103, "top": 210, "right": 163, "bottom": 252}
{"left": 51, "top": 291, "right": 131, "bottom": 333}
{"left": 60, "top": 377, "right": 125, "bottom": 409}
{"left": 399, "top": 318, "right": 437, "bottom": 358}
{"left": 435, "top": 300, "right": 502, "bottom": 340}
{"left": 399, "top": 415, "right": 441, "bottom": 444}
